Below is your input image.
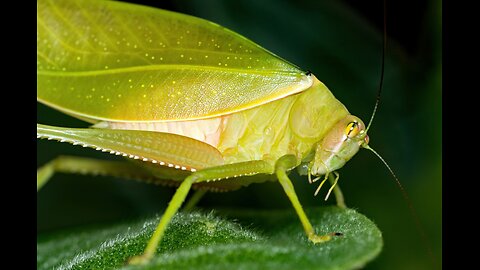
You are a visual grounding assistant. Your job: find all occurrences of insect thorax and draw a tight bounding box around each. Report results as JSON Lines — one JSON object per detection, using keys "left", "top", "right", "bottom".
{"left": 217, "top": 81, "right": 349, "bottom": 166}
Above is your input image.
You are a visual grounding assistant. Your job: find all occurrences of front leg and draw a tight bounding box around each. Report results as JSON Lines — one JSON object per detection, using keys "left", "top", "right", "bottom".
{"left": 275, "top": 155, "right": 332, "bottom": 244}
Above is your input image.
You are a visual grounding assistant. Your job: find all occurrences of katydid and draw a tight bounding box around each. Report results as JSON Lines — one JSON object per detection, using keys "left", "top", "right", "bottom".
{"left": 37, "top": 0, "right": 388, "bottom": 264}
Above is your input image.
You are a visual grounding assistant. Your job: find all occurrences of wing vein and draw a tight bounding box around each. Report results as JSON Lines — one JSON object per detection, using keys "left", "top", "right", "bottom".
{"left": 37, "top": 64, "right": 303, "bottom": 77}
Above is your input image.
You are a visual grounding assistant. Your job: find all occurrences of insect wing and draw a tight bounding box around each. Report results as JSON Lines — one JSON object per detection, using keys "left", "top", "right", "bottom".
{"left": 37, "top": 0, "right": 312, "bottom": 122}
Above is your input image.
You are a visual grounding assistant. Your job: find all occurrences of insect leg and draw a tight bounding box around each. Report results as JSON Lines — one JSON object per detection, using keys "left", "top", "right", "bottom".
{"left": 183, "top": 189, "right": 208, "bottom": 211}
{"left": 37, "top": 155, "right": 155, "bottom": 191}
{"left": 325, "top": 172, "right": 340, "bottom": 201}
{"left": 128, "top": 159, "right": 274, "bottom": 265}
{"left": 275, "top": 155, "right": 331, "bottom": 244}
{"left": 313, "top": 176, "right": 329, "bottom": 197}
{"left": 328, "top": 172, "right": 346, "bottom": 208}
{"left": 37, "top": 124, "right": 225, "bottom": 171}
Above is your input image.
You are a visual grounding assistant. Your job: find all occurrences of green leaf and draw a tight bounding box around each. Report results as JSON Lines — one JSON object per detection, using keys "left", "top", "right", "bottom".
{"left": 37, "top": 207, "right": 382, "bottom": 270}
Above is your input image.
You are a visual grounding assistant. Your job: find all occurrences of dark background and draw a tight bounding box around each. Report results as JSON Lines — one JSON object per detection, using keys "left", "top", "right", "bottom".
{"left": 37, "top": 0, "right": 442, "bottom": 269}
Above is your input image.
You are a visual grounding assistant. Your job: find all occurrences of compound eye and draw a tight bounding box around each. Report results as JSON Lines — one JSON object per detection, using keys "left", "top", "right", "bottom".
{"left": 345, "top": 121, "right": 360, "bottom": 138}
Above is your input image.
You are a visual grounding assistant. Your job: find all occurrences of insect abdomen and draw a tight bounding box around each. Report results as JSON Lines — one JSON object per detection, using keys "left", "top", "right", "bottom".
{"left": 104, "top": 116, "right": 229, "bottom": 147}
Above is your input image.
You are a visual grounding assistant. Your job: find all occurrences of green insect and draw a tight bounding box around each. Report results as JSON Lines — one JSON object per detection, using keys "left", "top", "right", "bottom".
{"left": 37, "top": 0, "right": 388, "bottom": 264}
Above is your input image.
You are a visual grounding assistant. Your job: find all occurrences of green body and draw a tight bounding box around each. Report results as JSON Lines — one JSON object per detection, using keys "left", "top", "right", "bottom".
{"left": 37, "top": 0, "right": 371, "bottom": 264}
{"left": 101, "top": 79, "right": 349, "bottom": 177}
{"left": 219, "top": 80, "right": 348, "bottom": 165}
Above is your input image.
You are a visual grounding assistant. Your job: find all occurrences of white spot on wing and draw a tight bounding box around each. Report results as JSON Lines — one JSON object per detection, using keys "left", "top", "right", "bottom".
{"left": 37, "top": 134, "right": 200, "bottom": 174}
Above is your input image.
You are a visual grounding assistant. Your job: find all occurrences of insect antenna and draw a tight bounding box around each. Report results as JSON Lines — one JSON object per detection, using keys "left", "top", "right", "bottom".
{"left": 363, "top": 145, "right": 438, "bottom": 268}
{"left": 363, "top": 1, "right": 438, "bottom": 267}
{"left": 365, "top": 0, "right": 386, "bottom": 133}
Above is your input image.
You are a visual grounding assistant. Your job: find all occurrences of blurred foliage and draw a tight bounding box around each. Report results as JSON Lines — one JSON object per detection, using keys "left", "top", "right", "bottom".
{"left": 37, "top": 0, "right": 441, "bottom": 269}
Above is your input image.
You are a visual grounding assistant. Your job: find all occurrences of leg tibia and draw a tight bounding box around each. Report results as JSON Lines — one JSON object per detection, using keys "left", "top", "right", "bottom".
{"left": 37, "top": 156, "right": 154, "bottom": 191}
{"left": 128, "top": 160, "right": 274, "bottom": 265}
{"left": 329, "top": 172, "right": 346, "bottom": 208}
{"left": 183, "top": 189, "right": 207, "bottom": 212}
{"left": 129, "top": 173, "right": 199, "bottom": 265}
{"left": 37, "top": 161, "right": 55, "bottom": 190}
{"left": 275, "top": 155, "right": 331, "bottom": 244}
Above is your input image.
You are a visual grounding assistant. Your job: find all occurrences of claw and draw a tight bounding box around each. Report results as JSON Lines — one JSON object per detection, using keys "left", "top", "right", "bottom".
{"left": 307, "top": 232, "right": 332, "bottom": 244}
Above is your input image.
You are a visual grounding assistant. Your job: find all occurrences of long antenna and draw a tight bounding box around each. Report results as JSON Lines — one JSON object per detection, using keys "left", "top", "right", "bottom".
{"left": 365, "top": 0, "right": 387, "bottom": 133}
{"left": 363, "top": 145, "right": 437, "bottom": 268}
{"left": 364, "top": 1, "right": 437, "bottom": 267}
